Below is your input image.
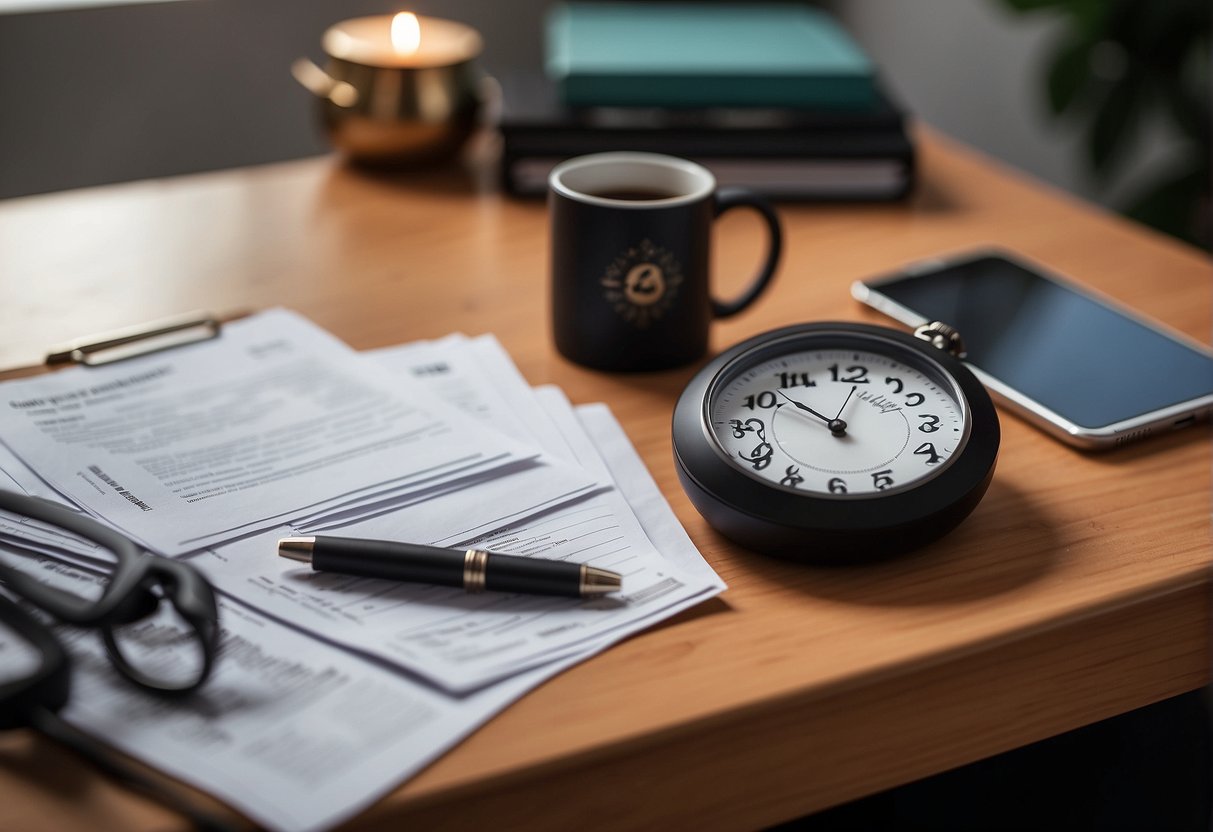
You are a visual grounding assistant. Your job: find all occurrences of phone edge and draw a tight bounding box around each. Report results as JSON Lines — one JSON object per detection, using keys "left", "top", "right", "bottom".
{"left": 851, "top": 259, "right": 1213, "bottom": 451}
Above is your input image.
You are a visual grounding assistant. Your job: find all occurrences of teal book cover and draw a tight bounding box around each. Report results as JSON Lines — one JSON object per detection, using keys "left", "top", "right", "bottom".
{"left": 546, "top": 2, "right": 877, "bottom": 109}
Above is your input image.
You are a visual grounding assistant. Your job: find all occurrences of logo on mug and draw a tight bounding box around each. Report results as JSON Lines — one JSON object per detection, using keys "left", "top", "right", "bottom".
{"left": 601, "top": 239, "right": 683, "bottom": 328}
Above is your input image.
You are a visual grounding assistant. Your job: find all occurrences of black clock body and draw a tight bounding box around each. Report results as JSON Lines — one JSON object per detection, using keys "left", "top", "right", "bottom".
{"left": 672, "top": 322, "right": 1000, "bottom": 563}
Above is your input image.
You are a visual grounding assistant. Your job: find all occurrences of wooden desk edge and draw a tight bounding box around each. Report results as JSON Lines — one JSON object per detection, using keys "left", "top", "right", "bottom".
{"left": 357, "top": 565, "right": 1209, "bottom": 830}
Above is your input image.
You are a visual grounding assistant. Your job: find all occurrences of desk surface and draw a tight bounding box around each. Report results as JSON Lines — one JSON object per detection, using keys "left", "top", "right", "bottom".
{"left": 0, "top": 130, "right": 1209, "bottom": 831}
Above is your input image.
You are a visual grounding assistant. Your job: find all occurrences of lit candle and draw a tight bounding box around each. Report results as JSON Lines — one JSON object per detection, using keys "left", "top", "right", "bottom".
{"left": 323, "top": 12, "right": 482, "bottom": 69}
{"left": 294, "top": 10, "right": 485, "bottom": 162}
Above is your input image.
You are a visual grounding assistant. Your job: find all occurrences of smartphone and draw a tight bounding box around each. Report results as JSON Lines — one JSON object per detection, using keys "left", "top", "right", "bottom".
{"left": 852, "top": 249, "right": 1213, "bottom": 449}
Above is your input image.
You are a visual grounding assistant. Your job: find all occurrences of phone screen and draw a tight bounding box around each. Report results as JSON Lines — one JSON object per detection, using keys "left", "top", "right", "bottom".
{"left": 864, "top": 254, "right": 1213, "bottom": 429}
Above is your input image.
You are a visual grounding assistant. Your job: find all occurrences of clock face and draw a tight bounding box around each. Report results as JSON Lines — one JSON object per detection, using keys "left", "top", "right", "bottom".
{"left": 674, "top": 322, "right": 1001, "bottom": 560}
{"left": 708, "top": 346, "right": 969, "bottom": 496}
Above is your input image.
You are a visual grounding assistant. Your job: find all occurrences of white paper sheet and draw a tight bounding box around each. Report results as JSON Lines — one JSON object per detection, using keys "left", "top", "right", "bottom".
{"left": 0, "top": 311, "right": 592, "bottom": 556}
{"left": 0, "top": 394, "right": 723, "bottom": 832}
{"left": 373, "top": 335, "right": 545, "bottom": 451}
{"left": 0, "top": 439, "right": 64, "bottom": 501}
{"left": 0, "top": 550, "right": 580, "bottom": 832}
{"left": 192, "top": 339, "right": 720, "bottom": 692}
{"left": 567, "top": 397, "right": 722, "bottom": 588}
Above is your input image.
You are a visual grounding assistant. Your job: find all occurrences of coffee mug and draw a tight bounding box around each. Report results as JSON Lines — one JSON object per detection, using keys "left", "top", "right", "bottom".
{"left": 549, "top": 152, "right": 782, "bottom": 371}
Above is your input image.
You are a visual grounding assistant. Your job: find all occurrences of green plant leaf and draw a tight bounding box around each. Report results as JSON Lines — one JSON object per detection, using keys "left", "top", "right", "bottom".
{"left": 1045, "top": 37, "right": 1094, "bottom": 115}
{"left": 1070, "top": 0, "right": 1111, "bottom": 34}
{"left": 1123, "top": 163, "right": 1209, "bottom": 248}
{"left": 998, "top": 0, "right": 1071, "bottom": 12}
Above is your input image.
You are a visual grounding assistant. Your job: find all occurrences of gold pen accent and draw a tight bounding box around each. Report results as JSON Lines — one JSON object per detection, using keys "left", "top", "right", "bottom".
{"left": 579, "top": 564, "right": 623, "bottom": 596}
{"left": 278, "top": 536, "right": 316, "bottom": 563}
{"left": 463, "top": 548, "right": 489, "bottom": 593}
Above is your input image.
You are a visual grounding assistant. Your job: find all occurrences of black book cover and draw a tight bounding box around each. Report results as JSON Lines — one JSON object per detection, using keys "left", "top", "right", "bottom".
{"left": 496, "top": 72, "right": 916, "bottom": 201}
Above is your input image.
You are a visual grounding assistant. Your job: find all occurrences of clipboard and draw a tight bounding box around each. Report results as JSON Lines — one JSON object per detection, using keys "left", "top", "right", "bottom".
{"left": 2, "top": 311, "right": 231, "bottom": 378}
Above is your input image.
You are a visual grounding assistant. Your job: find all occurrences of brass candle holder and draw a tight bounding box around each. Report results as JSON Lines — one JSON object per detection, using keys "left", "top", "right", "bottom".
{"left": 293, "top": 13, "right": 484, "bottom": 165}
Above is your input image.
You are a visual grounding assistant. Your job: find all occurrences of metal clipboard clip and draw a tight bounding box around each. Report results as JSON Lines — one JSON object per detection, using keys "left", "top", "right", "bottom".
{"left": 44, "top": 312, "right": 222, "bottom": 368}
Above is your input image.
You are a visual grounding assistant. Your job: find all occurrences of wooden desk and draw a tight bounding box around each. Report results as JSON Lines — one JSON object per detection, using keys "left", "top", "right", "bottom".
{"left": 0, "top": 130, "right": 1209, "bottom": 831}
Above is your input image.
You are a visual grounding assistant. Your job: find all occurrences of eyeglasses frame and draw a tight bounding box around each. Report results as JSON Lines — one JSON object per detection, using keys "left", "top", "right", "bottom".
{"left": 0, "top": 489, "right": 219, "bottom": 695}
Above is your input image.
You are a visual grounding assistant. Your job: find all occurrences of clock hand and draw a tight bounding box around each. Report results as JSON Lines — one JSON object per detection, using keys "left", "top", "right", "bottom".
{"left": 777, "top": 390, "right": 829, "bottom": 422}
{"left": 777, "top": 390, "right": 848, "bottom": 437}
{"left": 833, "top": 385, "right": 858, "bottom": 420}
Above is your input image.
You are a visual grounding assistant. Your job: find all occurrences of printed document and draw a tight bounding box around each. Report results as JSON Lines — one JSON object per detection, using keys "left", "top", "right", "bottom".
{"left": 0, "top": 310, "right": 594, "bottom": 555}
{"left": 0, "top": 315, "right": 725, "bottom": 830}
{"left": 0, "top": 396, "right": 722, "bottom": 832}
{"left": 194, "top": 336, "right": 723, "bottom": 692}
{"left": 0, "top": 551, "right": 581, "bottom": 832}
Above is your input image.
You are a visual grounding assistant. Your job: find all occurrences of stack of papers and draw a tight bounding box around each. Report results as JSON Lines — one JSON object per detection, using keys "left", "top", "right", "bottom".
{"left": 0, "top": 310, "right": 725, "bottom": 831}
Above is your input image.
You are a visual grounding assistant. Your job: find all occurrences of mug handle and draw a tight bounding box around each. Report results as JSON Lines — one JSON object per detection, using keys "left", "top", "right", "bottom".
{"left": 711, "top": 187, "right": 783, "bottom": 318}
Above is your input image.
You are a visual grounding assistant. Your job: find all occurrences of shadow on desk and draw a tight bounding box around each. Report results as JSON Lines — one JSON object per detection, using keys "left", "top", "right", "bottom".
{"left": 774, "top": 686, "right": 1213, "bottom": 832}
{"left": 718, "top": 481, "right": 1060, "bottom": 608}
{"left": 313, "top": 132, "right": 511, "bottom": 201}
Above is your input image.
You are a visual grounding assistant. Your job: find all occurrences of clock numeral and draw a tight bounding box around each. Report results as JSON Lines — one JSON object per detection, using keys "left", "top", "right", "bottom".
{"left": 739, "top": 442, "right": 773, "bottom": 471}
{"left": 780, "top": 465, "right": 804, "bottom": 488}
{"left": 728, "top": 417, "right": 765, "bottom": 439}
{"left": 871, "top": 470, "right": 895, "bottom": 491}
{"left": 918, "top": 414, "right": 941, "bottom": 433}
{"left": 775, "top": 371, "right": 816, "bottom": 389}
{"left": 827, "top": 477, "right": 848, "bottom": 494}
{"left": 914, "top": 442, "right": 944, "bottom": 465}
{"left": 828, "top": 364, "right": 869, "bottom": 384}
{"left": 732, "top": 419, "right": 773, "bottom": 470}
{"left": 904, "top": 392, "right": 925, "bottom": 407}
{"left": 742, "top": 391, "right": 778, "bottom": 410}
{"left": 884, "top": 376, "right": 904, "bottom": 394}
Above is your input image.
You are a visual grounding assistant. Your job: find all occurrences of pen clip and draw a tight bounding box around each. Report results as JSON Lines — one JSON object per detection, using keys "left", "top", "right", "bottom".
{"left": 44, "top": 312, "right": 222, "bottom": 368}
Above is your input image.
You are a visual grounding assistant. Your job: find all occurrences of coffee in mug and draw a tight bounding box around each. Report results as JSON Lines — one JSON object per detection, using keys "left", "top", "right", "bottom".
{"left": 548, "top": 152, "right": 782, "bottom": 371}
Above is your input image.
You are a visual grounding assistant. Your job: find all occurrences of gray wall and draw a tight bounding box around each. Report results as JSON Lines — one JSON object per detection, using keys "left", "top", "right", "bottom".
{"left": 0, "top": 0, "right": 552, "bottom": 197}
{"left": 0, "top": 0, "right": 1158, "bottom": 207}
{"left": 829, "top": 0, "right": 1182, "bottom": 208}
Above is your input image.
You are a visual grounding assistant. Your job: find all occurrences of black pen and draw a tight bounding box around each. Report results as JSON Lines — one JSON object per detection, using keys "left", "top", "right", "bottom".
{"left": 277, "top": 535, "right": 623, "bottom": 598}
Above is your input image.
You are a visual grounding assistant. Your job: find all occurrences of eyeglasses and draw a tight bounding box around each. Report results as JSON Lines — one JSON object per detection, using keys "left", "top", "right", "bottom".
{"left": 0, "top": 488, "right": 219, "bottom": 694}
{"left": 0, "top": 488, "right": 230, "bottom": 831}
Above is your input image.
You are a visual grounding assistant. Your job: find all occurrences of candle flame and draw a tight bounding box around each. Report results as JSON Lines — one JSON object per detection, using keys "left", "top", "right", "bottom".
{"left": 391, "top": 12, "right": 422, "bottom": 55}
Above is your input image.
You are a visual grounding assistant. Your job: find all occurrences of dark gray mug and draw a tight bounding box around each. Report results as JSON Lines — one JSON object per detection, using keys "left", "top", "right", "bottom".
{"left": 549, "top": 152, "right": 782, "bottom": 371}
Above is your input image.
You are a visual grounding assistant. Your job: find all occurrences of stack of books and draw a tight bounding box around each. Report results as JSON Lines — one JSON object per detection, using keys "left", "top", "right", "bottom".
{"left": 498, "top": 2, "right": 915, "bottom": 201}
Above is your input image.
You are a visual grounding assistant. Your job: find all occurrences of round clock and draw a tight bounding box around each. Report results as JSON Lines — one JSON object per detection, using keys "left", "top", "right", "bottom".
{"left": 672, "top": 321, "right": 1000, "bottom": 561}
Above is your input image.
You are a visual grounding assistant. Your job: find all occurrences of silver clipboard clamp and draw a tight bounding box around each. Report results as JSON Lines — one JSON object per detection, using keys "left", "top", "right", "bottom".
{"left": 44, "top": 312, "right": 222, "bottom": 368}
